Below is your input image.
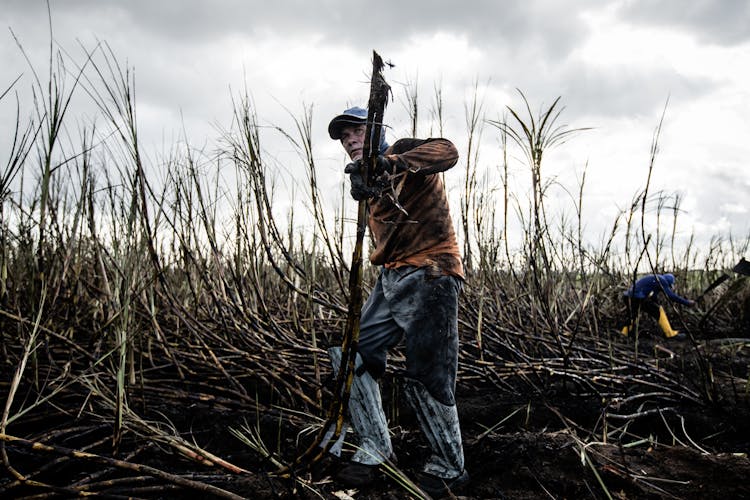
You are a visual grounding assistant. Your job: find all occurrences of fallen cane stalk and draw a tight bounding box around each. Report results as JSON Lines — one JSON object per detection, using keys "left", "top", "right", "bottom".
{"left": 76, "top": 375, "right": 249, "bottom": 475}
{"left": 163, "top": 436, "right": 250, "bottom": 474}
{"left": 3, "top": 433, "right": 111, "bottom": 491}
{"left": 678, "top": 415, "right": 711, "bottom": 455}
{"left": 606, "top": 407, "right": 677, "bottom": 421}
{"left": 0, "top": 432, "right": 246, "bottom": 500}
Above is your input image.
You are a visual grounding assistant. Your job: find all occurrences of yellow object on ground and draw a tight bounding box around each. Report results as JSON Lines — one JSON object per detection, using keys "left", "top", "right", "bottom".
{"left": 658, "top": 306, "right": 680, "bottom": 338}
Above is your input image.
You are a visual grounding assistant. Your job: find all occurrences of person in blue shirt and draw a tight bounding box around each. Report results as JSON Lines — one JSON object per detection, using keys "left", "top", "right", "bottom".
{"left": 619, "top": 273, "right": 695, "bottom": 340}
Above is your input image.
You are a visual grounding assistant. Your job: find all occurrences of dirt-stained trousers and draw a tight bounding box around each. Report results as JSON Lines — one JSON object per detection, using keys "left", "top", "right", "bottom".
{"left": 337, "top": 265, "right": 465, "bottom": 478}
{"left": 358, "top": 266, "right": 462, "bottom": 407}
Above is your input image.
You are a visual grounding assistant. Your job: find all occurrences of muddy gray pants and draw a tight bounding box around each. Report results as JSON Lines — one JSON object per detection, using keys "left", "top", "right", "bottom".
{"left": 356, "top": 266, "right": 462, "bottom": 406}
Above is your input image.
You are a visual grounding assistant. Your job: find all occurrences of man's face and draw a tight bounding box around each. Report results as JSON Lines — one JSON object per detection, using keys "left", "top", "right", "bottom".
{"left": 340, "top": 123, "right": 366, "bottom": 161}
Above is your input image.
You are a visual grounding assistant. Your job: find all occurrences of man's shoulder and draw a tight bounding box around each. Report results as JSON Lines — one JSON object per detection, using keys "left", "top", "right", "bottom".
{"left": 633, "top": 275, "right": 658, "bottom": 289}
{"left": 388, "top": 138, "right": 430, "bottom": 154}
{"left": 388, "top": 137, "right": 456, "bottom": 154}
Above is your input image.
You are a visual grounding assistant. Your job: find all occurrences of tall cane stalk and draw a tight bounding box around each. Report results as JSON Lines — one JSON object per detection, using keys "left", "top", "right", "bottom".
{"left": 278, "top": 50, "right": 390, "bottom": 475}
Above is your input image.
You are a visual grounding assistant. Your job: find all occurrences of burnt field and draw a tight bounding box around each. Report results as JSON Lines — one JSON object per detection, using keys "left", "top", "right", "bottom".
{"left": 2, "top": 41, "right": 750, "bottom": 499}
{"left": 2, "top": 268, "right": 750, "bottom": 499}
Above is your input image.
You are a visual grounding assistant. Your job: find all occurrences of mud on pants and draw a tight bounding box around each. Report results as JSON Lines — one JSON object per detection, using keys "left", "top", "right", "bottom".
{"left": 324, "top": 266, "right": 465, "bottom": 475}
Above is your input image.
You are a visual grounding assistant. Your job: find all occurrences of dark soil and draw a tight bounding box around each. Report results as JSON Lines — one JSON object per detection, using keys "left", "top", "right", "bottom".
{"left": 206, "top": 381, "right": 750, "bottom": 500}
{"left": 188, "top": 334, "right": 750, "bottom": 499}
{"left": 4, "top": 331, "right": 750, "bottom": 499}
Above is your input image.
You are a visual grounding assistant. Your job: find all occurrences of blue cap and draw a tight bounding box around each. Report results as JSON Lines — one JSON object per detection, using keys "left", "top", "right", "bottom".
{"left": 328, "top": 106, "right": 368, "bottom": 139}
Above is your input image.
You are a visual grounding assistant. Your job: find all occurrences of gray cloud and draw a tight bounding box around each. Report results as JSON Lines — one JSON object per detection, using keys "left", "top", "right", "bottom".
{"left": 2, "top": 0, "right": 747, "bottom": 252}
{"left": 617, "top": 0, "right": 750, "bottom": 46}
{"left": 555, "top": 62, "right": 717, "bottom": 120}
{"left": 685, "top": 166, "right": 750, "bottom": 236}
{"left": 0, "top": 0, "right": 737, "bottom": 131}
{"left": 5, "top": 0, "right": 602, "bottom": 61}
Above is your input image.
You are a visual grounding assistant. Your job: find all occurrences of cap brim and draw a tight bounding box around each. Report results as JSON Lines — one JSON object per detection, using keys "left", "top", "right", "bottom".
{"left": 328, "top": 114, "right": 366, "bottom": 139}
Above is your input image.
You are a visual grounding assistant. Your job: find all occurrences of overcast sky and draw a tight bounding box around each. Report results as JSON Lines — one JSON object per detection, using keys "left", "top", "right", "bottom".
{"left": 2, "top": 0, "right": 749, "bottom": 264}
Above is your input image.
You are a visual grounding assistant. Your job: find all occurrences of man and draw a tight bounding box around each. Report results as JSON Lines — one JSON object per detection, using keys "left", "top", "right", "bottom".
{"left": 619, "top": 273, "right": 695, "bottom": 340}
{"left": 325, "top": 106, "right": 468, "bottom": 497}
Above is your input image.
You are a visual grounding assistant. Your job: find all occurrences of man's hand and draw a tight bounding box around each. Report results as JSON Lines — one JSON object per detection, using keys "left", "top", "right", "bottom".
{"left": 344, "top": 155, "right": 408, "bottom": 201}
{"left": 343, "top": 160, "right": 363, "bottom": 175}
{"left": 345, "top": 160, "right": 381, "bottom": 201}
{"left": 371, "top": 155, "right": 395, "bottom": 176}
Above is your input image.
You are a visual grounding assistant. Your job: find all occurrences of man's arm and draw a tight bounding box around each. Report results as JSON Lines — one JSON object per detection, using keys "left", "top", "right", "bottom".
{"left": 659, "top": 276, "right": 693, "bottom": 306}
{"left": 665, "top": 288, "right": 694, "bottom": 306}
{"left": 384, "top": 138, "right": 459, "bottom": 175}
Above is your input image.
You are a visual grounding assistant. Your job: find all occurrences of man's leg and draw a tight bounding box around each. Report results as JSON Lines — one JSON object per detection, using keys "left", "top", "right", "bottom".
{"left": 640, "top": 299, "right": 684, "bottom": 339}
{"left": 328, "top": 347, "right": 392, "bottom": 466}
{"left": 383, "top": 268, "right": 468, "bottom": 495}
{"left": 656, "top": 306, "right": 683, "bottom": 339}
{"left": 403, "top": 378, "right": 468, "bottom": 493}
{"left": 330, "top": 273, "right": 403, "bottom": 486}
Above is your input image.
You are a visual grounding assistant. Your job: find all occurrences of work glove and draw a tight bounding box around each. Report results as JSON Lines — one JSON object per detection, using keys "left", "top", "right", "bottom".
{"left": 344, "top": 156, "right": 395, "bottom": 201}
{"left": 371, "top": 155, "right": 397, "bottom": 177}
{"left": 344, "top": 160, "right": 378, "bottom": 201}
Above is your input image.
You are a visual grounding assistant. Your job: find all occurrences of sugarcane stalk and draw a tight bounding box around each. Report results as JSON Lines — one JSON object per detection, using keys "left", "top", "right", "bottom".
{"left": 278, "top": 50, "right": 390, "bottom": 476}
{"left": 0, "top": 433, "right": 245, "bottom": 500}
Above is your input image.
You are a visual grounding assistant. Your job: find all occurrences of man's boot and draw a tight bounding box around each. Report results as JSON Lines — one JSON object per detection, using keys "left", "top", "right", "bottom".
{"left": 403, "top": 378, "right": 469, "bottom": 498}
{"left": 328, "top": 347, "right": 394, "bottom": 486}
{"left": 658, "top": 306, "right": 685, "bottom": 340}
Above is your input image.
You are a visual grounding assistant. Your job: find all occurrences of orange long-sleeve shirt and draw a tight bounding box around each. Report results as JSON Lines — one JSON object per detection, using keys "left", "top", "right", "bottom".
{"left": 367, "top": 138, "right": 464, "bottom": 279}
